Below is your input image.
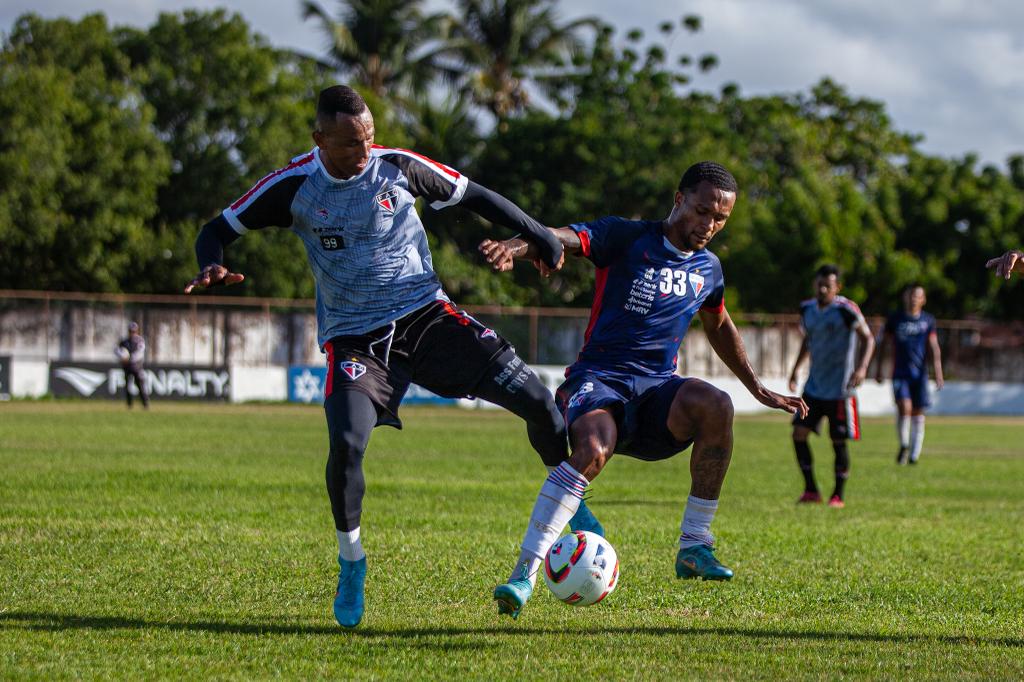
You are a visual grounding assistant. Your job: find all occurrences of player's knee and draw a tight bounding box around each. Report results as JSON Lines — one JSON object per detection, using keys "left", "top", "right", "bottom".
{"left": 330, "top": 427, "right": 368, "bottom": 463}
{"left": 682, "top": 381, "right": 733, "bottom": 427}
{"left": 569, "top": 434, "right": 612, "bottom": 478}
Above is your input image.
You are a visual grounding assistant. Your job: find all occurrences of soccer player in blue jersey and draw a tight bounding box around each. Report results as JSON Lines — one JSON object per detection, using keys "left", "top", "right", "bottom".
{"left": 788, "top": 265, "right": 874, "bottom": 508}
{"left": 479, "top": 162, "right": 808, "bottom": 619}
{"left": 183, "top": 85, "right": 602, "bottom": 628}
{"left": 875, "top": 284, "right": 943, "bottom": 464}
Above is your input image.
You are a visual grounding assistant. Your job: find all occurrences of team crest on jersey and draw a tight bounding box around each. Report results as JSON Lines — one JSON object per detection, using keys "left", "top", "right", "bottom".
{"left": 688, "top": 272, "right": 705, "bottom": 296}
{"left": 374, "top": 187, "right": 399, "bottom": 214}
{"left": 316, "top": 207, "right": 329, "bottom": 220}
{"left": 341, "top": 361, "right": 366, "bottom": 380}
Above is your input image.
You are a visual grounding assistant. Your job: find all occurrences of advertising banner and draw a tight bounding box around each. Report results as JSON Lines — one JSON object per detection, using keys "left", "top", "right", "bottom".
{"left": 49, "top": 362, "right": 230, "bottom": 401}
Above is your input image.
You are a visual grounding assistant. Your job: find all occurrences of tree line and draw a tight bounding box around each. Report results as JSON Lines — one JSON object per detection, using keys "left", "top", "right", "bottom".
{"left": 1, "top": 4, "right": 1023, "bottom": 319}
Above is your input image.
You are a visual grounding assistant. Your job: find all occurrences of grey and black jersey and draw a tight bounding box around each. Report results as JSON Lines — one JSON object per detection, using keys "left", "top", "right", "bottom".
{"left": 220, "top": 145, "right": 469, "bottom": 347}
{"left": 799, "top": 296, "right": 866, "bottom": 400}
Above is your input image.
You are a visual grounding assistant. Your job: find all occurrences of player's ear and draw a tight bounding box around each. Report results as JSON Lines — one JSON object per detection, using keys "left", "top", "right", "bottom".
{"left": 674, "top": 191, "right": 684, "bottom": 207}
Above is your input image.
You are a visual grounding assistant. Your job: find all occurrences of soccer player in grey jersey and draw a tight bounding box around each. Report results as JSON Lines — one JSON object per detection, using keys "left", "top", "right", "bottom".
{"left": 788, "top": 264, "right": 874, "bottom": 508}
{"left": 184, "top": 85, "right": 602, "bottom": 628}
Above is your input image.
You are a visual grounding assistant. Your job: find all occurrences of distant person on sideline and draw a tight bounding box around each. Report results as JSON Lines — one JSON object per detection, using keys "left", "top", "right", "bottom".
{"left": 787, "top": 265, "right": 874, "bottom": 508}
{"left": 874, "top": 284, "right": 943, "bottom": 465}
{"left": 986, "top": 250, "right": 1024, "bottom": 279}
{"left": 117, "top": 321, "right": 149, "bottom": 409}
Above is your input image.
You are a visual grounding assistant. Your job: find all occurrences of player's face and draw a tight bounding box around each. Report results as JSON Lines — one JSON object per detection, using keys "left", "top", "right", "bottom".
{"left": 904, "top": 286, "right": 926, "bottom": 313}
{"left": 814, "top": 274, "right": 840, "bottom": 304}
{"left": 666, "top": 181, "right": 736, "bottom": 251}
{"left": 313, "top": 110, "right": 375, "bottom": 179}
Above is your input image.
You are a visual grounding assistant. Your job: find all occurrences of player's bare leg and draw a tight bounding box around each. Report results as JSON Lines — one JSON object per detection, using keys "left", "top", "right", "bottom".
{"left": 494, "top": 409, "right": 615, "bottom": 618}
{"left": 666, "top": 380, "right": 735, "bottom": 580}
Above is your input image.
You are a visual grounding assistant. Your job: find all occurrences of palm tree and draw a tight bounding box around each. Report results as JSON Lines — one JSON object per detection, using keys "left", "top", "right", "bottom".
{"left": 300, "top": 0, "right": 455, "bottom": 98}
{"left": 444, "top": 0, "right": 598, "bottom": 121}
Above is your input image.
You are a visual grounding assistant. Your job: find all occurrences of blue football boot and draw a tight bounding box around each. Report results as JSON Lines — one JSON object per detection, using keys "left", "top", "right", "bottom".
{"left": 675, "top": 544, "right": 734, "bottom": 581}
{"left": 493, "top": 563, "right": 534, "bottom": 620}
{"left": 568, "top": 498, "right": 605, "bottom": 537}
{"left": 334, "top": 555, "right": 367, "bottom": 628}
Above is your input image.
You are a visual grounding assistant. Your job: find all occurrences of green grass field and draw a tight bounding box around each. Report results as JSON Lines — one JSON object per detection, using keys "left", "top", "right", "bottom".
{"left": 1, "top": 402, "right": 1022, "bottom": 679}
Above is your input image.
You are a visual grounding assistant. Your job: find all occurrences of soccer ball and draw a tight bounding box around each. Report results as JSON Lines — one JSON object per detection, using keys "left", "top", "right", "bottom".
{"left": 543, "top": 530, "right": 619, "bottom": 606}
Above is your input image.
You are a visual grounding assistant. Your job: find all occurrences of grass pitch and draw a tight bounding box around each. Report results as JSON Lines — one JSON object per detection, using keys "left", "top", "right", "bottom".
{"left": 1, "top": 401, "right": 1022, "bottom": 680}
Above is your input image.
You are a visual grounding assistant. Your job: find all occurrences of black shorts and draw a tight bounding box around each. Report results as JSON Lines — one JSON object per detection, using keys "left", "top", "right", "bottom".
{"left": 323, "top": 300, "right": 510, "bottom": 428}
{"left": 792, "top": 394, "right": 861, "bottom": 441}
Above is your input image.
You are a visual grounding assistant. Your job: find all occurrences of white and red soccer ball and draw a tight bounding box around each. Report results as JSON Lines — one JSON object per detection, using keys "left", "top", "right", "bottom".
{"left": 543, "top": 530, "right": 619, "bottom": 606}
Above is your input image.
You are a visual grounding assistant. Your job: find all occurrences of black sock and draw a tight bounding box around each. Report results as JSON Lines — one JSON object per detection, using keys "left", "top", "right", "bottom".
{"left": 794, "top": 440, "right": 817, "bottom": 493}
{"left": 832, "top": 440, "right": 850, "bottom": 499}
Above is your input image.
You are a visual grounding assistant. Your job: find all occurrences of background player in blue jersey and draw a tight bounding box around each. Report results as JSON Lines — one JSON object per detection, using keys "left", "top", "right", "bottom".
{"left": 183, "top": 85, "right": 602, "bottom": 628}
{"left": 479, "top": 162, "right": 807, "bottom": 619}
{"left": 788, "top": 265, "right": 874, "bottom": 508}
{"left": 875, "top": 284, "right": 944, "bottom": 464}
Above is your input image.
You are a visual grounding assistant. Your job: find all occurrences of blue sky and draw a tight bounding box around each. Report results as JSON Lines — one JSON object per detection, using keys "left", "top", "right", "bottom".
{"left": 4, "top": 0, "right": 1022, "bottom": 166}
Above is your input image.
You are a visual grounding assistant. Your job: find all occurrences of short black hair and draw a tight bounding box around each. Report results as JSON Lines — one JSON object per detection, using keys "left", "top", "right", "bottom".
{"left": 678, "top": 162, "right": 738, "bottom": 194}
{"left": 316, "top": 85, "right": 367, "bottom": 122}
{"left": 816, "top": 264, "right": 841, "bottom": 280}
{"left": 904, "top": 282, "right": 925, "bottom": 294}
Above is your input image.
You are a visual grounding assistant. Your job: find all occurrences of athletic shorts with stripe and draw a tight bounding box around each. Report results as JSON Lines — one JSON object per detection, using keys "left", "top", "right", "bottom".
{"left": 792, "top": 393, "right": 861, "bottom": 440}
{"left": 324, "top": 300, "right": 509, "bottom": 428}
{"left": 555, "top": 370, "right": 693, "bottom": 461}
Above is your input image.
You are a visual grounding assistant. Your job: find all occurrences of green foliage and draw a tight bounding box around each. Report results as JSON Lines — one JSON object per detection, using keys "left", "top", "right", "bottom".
{"left": 0, "top": 14, "right": 169, "bottom": 292}
{"left": 1, "top": 8, "right": 1022, "bottom": 317}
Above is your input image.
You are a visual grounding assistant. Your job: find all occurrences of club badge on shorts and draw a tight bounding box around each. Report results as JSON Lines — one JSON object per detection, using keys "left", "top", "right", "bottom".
{"left": 341, "top": 360, "right": 366, "bottom": 380}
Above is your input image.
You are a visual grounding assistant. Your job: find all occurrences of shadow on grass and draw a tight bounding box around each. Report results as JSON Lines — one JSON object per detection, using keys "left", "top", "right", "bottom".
{"left": 2, "top": 611, "right": 1021, "bottom": 649}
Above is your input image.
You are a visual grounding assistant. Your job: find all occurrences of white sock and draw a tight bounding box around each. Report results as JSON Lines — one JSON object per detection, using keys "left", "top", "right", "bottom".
{"left": 898, "top": 416, "right": 911, "bottom": 449}
{"left": 510, "top": 462, "right": 588, "bottom": 586}
{"left": 909, "top": 416, "right": 925, "bottom": 462}
{"left": 679, "top": 495, "right": 718, "bottom": 549}
{"left": 337, "top": 527, "right": 365, "bottom": 562}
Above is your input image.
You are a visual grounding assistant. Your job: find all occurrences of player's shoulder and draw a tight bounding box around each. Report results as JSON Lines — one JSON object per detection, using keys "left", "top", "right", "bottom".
{"left": 370, "top": 144, "right": 461, "bottom": 179}
{"left": 799, "top": 298, "right": 816, "bottom": 312}
{"left": 834, "top": 295, "right": 864, "bottom": 315}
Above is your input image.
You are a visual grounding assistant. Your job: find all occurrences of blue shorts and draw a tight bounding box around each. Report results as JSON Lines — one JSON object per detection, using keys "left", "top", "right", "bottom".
{"left": 893, "top": 376, "right": 930, "bottom": 409}
{"left": 555, "top": 370, "right": 693, "bottom": 461}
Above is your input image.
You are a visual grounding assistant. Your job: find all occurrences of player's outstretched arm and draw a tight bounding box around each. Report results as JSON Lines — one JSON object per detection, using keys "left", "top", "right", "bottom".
{"left": 184, "top": 215, "right": 245, "bottom": 294}
{"left": 699, "top": 307, "right": 808, "bottom": 417}
{"left": 459, "top": 182, "right": 563, "bottom": 268}
{"left": 788, "top": 336, "right": 810, "bottom": 393}
{"left": 986, "top": 250, "right": 1024, "bottom": 279}
{"left": 928, "top": 332, "right": 944, "bottom": 390}
{"left": 479, "top": 228, "right": 583, "bottom": 277}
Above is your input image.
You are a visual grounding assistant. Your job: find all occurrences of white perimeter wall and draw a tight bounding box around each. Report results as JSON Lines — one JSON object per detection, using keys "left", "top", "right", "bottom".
{"left": 6, "top": 360, "right": 1024, "bottom": 416}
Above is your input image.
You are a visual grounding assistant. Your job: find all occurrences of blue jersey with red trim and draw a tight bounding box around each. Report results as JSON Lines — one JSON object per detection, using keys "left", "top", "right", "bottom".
{"left": 567, "top": 217, "right": 725, "bottom": 378}
{"left": 884, "top": 310, "right": 936, "bottom": 380}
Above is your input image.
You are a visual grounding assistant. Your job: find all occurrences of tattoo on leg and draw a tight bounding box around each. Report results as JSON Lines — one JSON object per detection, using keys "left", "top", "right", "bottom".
{"left": 690, "top": 445, "right": 732, "bottom": 500}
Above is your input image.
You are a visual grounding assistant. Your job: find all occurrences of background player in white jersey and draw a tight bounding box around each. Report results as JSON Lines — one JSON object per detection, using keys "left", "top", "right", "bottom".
{"left": 788, "top": 265, "right": 874, "bottom": 508}
{"left": 479, "top": 162, "right": 807, "bottom": 619}
{"left": 183, "top": 85, "right": 601, "bottom": 628}
{"left": 116, "top": 321, "right": 148, "bottom": 409}
{"left": 875, "top": 284, "right": 943, "bottom": 465}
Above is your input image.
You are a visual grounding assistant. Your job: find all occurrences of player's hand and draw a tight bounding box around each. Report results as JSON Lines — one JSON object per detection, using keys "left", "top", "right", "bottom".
{"left": 848, "top": 367, "right": 867, "bottom": 389}
{"left": 755, "top": 386, "right": 808, "bottom": 417}
{"left": 935, "top": 376, "right": 944, "bottom": 390}
{"left": 531, "top": 249, "right": 565, "bottom": 278}
{"left": 184, "top": 264, "right": 245, "bottom": 294}
{"left": 986, "top": 249, "right": 1024, "bottom": 279}
{"left": 478, "top": 239, "right": 517, "bottom": 272}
